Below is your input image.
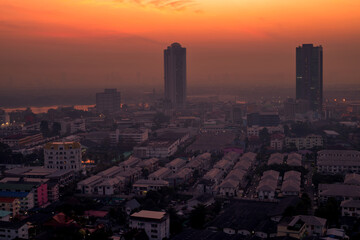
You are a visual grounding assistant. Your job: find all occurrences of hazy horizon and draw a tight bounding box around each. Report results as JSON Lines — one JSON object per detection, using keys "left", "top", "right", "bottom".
{"left": 1, "top": 0, "right": 360, "bottom": 94}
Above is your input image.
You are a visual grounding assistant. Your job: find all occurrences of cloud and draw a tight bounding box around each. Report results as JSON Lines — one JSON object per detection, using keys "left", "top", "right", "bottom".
{"left": 113, "top": 0, "right": 199, "bottom": 11}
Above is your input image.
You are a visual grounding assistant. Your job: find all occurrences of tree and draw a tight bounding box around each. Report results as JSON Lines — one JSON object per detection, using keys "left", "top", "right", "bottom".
{"left": 259, "top": 128, "right": 270, "bottom": 145}
{"left": 284, "top": 124, "right": 290, "bottom": 137}
{"left": 167, "top": 207, "right": 183, "bottom": 235}
{"left": 189, "top": 204, "right": 207, "bottom": 229}
{"left": 315, "top": 198, "right": 340, "bottom": 226}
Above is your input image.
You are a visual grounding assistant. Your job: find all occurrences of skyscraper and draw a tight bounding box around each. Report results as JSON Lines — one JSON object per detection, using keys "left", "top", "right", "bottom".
{"left": 164, "top": 43, "right": 186, "bottom": 108}
{"left": 296, "top": 44, "right": 323, "bottom": 113}
{"left": 96, "top": 88, "right": 121, "bottom": 113}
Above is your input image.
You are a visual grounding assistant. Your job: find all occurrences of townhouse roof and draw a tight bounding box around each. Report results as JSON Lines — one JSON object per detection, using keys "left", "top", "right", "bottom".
{"left": 148, "top": 167, "right": 172, "bottom": 178}
{"left": 281, "top": 180, "right": 301, "bottom": 192}
{"left": 341, "top": 200, "right": 360, "bottom": 208}
{"left": 268, "top": 153, "right": 284, "bottom": 165}
{"left": 319, "top": 183, "right": 360, "bottom": 197}
{"left": 166, "top": 158, "right": 187, "bottom": 168}
{"left": 219, "top": 179, "right": 239, "bottom": 189}
{"left": 284, "top": 171, "right": 301, "bottom": 181}
{"left": 344, "top": 173, "right": 360, "bottom": 185}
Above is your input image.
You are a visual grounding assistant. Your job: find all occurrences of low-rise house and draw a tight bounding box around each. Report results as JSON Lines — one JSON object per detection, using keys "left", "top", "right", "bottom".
{"left": 262, "top": 170, "right": 280, "bottom": 182}
{"left": 281, "top": 171, "right": 301, "bottom": 196}
{"left": 240, "top": 152, "right": 257, "bottom": 163}
{"left": 148, "top": 167, "right": 172, "bottom": 181}
{"left": 165, "top": 158, "right": 187, "bottom": 173}
{"left": 277, "top": 217, "right": 307, "bottom": 239}
{"left": 284, "top": 215, "right": 327, "bottom": 236}
{"left": 223, "top": 151, "right": 240, "bottom": 163}
{"left": 97, "top": 166, "right": 123, "bottom": 178}
{"left": 136, "top": 158, "right": 159, "bottom": 173}
{"left": 268, "top": 153, "right": 284, "bottom": 165}
{"left": 129, "top": 210, "right": 170, "bottom": 240}
{"left": 257, "top": 170, "right": 279, "bottom": 200}
{"left": 344, "top": 173, "right": 360, "bottom": 185}
{"left": 203, "top": 168, "right": 224, "bottom": 184}
{"left": 219, "top": 179, "right": 239, "bottom": 197}
{"left": 196, "top": 152, "right": 212, "bottom": 165}
{"left": 184, "top": 159, "right": 204, "bottom": 172}
{"left": 287, "top": 153, "right": 302, "bottom": 166}
{"left": 225, "top": 168, "right": 246, "bottom": 183}
{"left": 196, "top": 179, "right": 216, "bottom": 195}
{"left": 117, "top": 167, "right": 142, "bottom": 184}
{"left": 257, "top": 180, "right": 278, "bottom": 200}
{"left": 284, "top": 171, "right": 301, "bottom": 181}
{"left": 77, "top": 175, "right": 103, "bottom": 194}
{"left": 281, "top": 180, "right": 300, "bottom": 196}
{"left": 166, "top": 168, "right": 193, "bottom": 186}
{"left": 132, "top": 179, "right": 169, "bottom": 195}
{"left": 95, "top": 176, "right": 125, "bottom": 195}
{"left": 119, "top": 157, "right": 141, "bottom": 171}
{"left": 234, "top": 159, "right": 252, "bottom": 171}
{"left": 341, "top": 200, "right": 360, "bottom": 218}
{"left": 214, "top": 159, "right": 233, "bottom": 173}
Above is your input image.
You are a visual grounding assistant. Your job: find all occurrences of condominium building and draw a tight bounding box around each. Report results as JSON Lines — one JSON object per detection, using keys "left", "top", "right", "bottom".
{"left": 285, "top": 134, "right": 323, "bottom": 150}
{"left": 44, "top": 142, "right": 82, "bottom": 171}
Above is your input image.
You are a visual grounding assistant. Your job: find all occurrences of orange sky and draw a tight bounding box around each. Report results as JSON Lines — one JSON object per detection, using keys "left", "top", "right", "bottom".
{"left": 1, "top": 0, "right": 360, "bottom": 90}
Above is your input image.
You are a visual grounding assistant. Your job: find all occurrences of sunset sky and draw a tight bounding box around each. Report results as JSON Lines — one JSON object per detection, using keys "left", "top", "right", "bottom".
{"left": 1, "top": 0, "right": 360, "bottom": 91}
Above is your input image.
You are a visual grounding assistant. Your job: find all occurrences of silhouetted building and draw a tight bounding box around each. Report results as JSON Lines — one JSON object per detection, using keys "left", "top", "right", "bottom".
{"left": 247, "top": 112, "right": 280, "bottom": 127}
{"left": 96, "top": 88, "right": 121, "bottom": 113}
{"left": 296, "top": 44, "right": 323, "bottom": 113}
{"left": 164, "top": 43, "right": 186, "bottom": 108}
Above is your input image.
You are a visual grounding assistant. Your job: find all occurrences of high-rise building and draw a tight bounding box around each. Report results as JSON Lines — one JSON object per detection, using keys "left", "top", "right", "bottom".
{"left": 44, "top": 142, "right": 82, "bottom": 171}
{"left": 296, "top": 44, "right": 323, "bottom": 113}
{"left": 164, "top": 43, "right": 186, "bottom": 108}
{"left": 96, "top": 88, "right": 121, "bottom": 113}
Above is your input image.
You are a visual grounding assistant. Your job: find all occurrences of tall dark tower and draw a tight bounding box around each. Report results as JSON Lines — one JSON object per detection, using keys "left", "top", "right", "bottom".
{"left": 296, "top": 44, "right": 323, "bottom": 114}
{"left": 164, "top": 43, "right": 186, "bottom": 108}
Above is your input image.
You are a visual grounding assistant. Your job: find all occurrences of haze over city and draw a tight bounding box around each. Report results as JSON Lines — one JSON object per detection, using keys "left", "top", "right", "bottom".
{"left": 1, "top": 1, "right": 360, "bottom": 240}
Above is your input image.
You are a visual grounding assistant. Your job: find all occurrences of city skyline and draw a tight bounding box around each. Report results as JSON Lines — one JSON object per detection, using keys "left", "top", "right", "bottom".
{"left": 164, "top": 43, "right": 187, "bottom": 108}
{"left": 1, "top": 0, "right": 360, "bottom": 91}
{"left": 296, "top": 44, "right": 323, "bottom": 113}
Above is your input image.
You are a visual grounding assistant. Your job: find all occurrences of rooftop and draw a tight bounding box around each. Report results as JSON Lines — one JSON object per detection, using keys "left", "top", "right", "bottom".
{"left": 131, "top": 210, "right": 167, "bottom": 220}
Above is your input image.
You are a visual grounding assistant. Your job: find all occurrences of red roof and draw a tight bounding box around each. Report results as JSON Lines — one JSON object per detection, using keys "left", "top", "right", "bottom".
{"left": 271, "top": 133, "right": 285, "bottom": 140}
{"left": 0, "top": 197, "right": 18, "bottom": 203}
{"left": 84, "top": 210, "right": 108, "bottom": 218}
